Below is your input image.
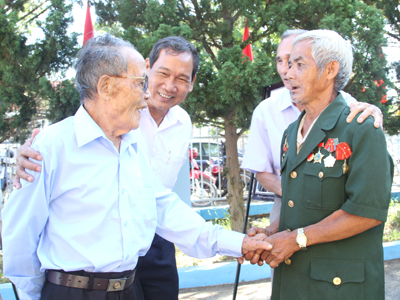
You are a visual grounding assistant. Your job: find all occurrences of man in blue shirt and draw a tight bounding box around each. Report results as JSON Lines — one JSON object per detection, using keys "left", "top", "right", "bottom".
{"left": 2, "top": 34, "right": 272, "bottom": 300}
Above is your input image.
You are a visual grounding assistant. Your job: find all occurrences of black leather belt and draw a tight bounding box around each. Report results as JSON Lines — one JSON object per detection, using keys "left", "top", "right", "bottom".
{"left": 47, "top": 270, "right": 136, "bottom": 292}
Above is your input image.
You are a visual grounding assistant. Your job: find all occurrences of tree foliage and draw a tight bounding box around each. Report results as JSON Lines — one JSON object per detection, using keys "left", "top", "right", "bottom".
{"left": 93, "top": 0, "right": 396, "bottom": 231}
{"left": 0, "top": 0, "right": 79, "bottom": 143}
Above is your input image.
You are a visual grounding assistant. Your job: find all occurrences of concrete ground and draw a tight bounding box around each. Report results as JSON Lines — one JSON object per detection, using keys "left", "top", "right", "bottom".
{"left": 179, "top": 258, "right": 400, "bottom": 300}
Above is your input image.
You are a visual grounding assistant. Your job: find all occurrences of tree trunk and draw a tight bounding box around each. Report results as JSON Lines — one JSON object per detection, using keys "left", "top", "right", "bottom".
{"left": 224, "top": 119, "right": 245, "bottom": 232}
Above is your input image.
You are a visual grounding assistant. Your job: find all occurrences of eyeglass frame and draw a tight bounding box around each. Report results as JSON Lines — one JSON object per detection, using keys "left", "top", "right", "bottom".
{"left": 107, "top": 74, "right": 148, "bottom": 92}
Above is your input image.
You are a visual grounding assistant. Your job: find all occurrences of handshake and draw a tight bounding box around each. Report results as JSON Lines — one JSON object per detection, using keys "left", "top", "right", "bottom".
{"left": 240, "top": 220, "right": 300, "bottom": 268}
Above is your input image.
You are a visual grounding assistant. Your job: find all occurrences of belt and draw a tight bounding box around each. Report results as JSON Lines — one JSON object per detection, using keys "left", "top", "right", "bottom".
{"left": 47, "top": 270, "right": 136, "bottom": 292}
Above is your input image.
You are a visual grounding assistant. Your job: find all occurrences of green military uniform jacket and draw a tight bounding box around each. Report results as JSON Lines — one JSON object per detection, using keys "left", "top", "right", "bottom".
{"left": 271, "top": 94, "right": 394, "bottom": 300}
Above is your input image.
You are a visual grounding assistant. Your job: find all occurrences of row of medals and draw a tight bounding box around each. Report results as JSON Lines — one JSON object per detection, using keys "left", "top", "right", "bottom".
{"left": 282, "top": 136, "right": 349, "bottom": 175}
{"left": 307, "top": 143, "right": 349, "bottom": 174}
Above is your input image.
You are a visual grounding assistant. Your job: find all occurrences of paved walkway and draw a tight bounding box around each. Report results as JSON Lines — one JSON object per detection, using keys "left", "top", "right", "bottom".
{"left": 179, "top": 258, "right": 400, "bottom": 300}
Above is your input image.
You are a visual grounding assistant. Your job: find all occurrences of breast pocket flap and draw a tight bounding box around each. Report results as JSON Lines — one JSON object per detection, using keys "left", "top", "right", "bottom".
{"left": 310, "top": 259, "right": 365, "bottom": 286}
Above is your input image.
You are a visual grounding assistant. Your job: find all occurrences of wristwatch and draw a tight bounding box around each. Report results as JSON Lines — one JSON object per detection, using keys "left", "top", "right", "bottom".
{"left": 296, "top": 228, "right": 307, "bottom": 250}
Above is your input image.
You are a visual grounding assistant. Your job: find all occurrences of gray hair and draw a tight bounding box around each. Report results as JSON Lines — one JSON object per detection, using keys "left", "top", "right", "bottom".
{"left": 74, "top": 34, "right": 137, "bottom": 102}
{"left": 281, "top": 29, "right": 308, "bottom": 40}
{"left": 148, "top": 36, "right": 199, "bottom": 81}
{"left": 292, "top": 30, "right": 353, "bottom": 91}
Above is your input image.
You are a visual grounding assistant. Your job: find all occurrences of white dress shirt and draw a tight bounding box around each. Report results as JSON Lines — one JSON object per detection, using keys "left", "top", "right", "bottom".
{"left": 2, "top": 106, "right": 244, "bottom": 300}
{"left": 139, "top": 106, "right": 192, "bottom": 190}
{"left": 241, "top": 88, "right": 356, "bottom": 179}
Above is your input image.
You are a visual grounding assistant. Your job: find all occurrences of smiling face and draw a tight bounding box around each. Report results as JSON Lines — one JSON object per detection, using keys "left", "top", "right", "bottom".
{"left": 108, "top": 48, "right": 149, "bottom": 132}
{"left": 146, "top": 49, "right": 195, "bottom": 117}
{"left": 276, "top": 35, "right": 298, "bottom": 90}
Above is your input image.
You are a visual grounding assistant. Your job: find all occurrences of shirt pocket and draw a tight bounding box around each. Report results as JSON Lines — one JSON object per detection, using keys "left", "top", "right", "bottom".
{"left": 309, "top": 259, "right": 365, "bottom": 300}
{"left": 302, "top": 162, "right": 346, "bottom": 210}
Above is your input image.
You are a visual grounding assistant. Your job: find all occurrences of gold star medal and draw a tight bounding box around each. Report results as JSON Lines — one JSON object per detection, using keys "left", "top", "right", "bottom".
{"left": 313, "top": 142, "right": 324, "bottom": 164}
{"left": 313, "top": 150, "right": 324, "bottom": 164}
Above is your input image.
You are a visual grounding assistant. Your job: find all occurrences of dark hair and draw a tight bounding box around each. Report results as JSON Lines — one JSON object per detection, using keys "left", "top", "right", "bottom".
{"left": 74, "top": 34, "right": 137, "bottom": 102}
{"left": 148, "top": 36, "right": 199, "bottom": 81}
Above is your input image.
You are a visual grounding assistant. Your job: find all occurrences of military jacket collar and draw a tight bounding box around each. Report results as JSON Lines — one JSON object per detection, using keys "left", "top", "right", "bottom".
{"left": 287, "top": 93, "right": 348, "bottom": 172}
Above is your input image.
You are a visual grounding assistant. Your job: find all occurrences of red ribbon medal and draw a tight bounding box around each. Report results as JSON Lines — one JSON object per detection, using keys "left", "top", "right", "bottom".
{"left": 324, "top": 138, "right": 338, "bottom": 152}
{"left": 335, "top": 142, "right": 352, "bottom": 160}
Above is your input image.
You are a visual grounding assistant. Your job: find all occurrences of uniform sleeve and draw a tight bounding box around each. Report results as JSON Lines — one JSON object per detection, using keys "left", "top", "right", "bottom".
{"left": 2, "top": 149, "right": 50, "bottom": 300}
{"left": 341, "top": 121, "right": 393, "bottom": 222}
{"left": 153, "top": 178, "right": 244, "bottom": 258}
{"left": 241, "top": 103, "right": 275, "bottom": 174}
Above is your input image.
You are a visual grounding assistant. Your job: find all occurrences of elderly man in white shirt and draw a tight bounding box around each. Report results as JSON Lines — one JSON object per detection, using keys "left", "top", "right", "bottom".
{"left": 13, "top": 36, "right": 197, "bottom": 300}
{"left": 241, "top": 29, "right": 383, "bottom": 284}
{"left": 2, "top": 34, "right": 272, "bottom": 300}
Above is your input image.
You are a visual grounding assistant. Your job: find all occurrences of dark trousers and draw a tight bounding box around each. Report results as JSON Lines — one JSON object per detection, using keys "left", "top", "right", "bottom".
{"left": 136, "top": 234, "right": 179, "bottom": 300}
{"left": 41, "top": 269, "right": 144, "bottom": 300}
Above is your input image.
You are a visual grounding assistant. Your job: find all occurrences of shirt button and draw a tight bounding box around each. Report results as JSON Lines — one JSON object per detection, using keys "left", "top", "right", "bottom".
{"left": 319, "top": 172, "right": 324, "bottom": 178}
{"left": 288, "top": 200, "right": 294, "bottom": 207}
{"left": 121, "top": 189, "right": 125, "bottom": 194}
{"left": 124, "top": 221, "right": 128, "bottom": 227}
{"left": 284, "top": 258, "right": 291, "bottom": 265}
{"left": 126, "top": 255, "right": 129, "bottom": 260}
{"left": 290, "top": 171, "right": 297, "bottom": 179}
{"left": 333, "top": 277, "right": 341, "bottom": 286}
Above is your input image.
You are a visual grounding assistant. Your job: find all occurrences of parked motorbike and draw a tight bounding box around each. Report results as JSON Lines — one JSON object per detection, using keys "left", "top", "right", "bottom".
{"left": 189, "top": 147, "right": 217, "bottom": 207}
{"left": 209, "top": 141, "right": 250, "bottom": 198}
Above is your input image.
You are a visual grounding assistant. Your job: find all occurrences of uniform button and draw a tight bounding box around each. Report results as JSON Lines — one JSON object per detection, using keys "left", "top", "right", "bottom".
{"left": 333, "top": 277, "right": 341, "bottom": 286}
{"left": 288, "top": 200, "right": 294, "bottom": 207}
{"left": 319, "top": 172, "right": 324, "bottom": 178}
{"left": 284, "top": 258, "right": 291, "bottom": 265}
{"left": 121, "top": 189, "right": 125, "bottom": 194}
{"left": 290, "top": 171, "right": 297, "bottom": 179}
{"left": 124, "top": 221, "right": 128, "bottom": 227}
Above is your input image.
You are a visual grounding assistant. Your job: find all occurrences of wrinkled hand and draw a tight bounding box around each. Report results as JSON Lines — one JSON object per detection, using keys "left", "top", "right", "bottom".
{"left": 260, "top": 230, "right": 299, "bottom": 268}
{"left": 347, "top": 102, "right": 383, "bottom": 129}
{"left": 238, "top": 233, "right": 272, "bottom": 264}
{"left": 240, "top": 226, "right": 271, "bottom": 264}
{"left": 241, "top": 220, "right": 281, "bottom": 265}
{"left": 13, "top": 128, "right": 42, "bottom": 189}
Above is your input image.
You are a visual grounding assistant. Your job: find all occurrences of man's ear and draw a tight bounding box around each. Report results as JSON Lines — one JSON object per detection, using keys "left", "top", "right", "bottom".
{"left": 188, "top": 75, "right": 197, "bottom": 92}
{"left": 97, "top": 75, "right": 112, "bottom": 100}
{"left": 326, "top": 61, "right": 340, "bottom": 80}
{"left": 145, "top": 58, "right": 150, "bottom": 70}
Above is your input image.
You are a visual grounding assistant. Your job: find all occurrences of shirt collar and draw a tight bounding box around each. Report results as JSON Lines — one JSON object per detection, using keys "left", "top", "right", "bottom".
{"left": 277, "top": 88, "right": 300, "bottom": 113}
{"left": 74, "top": 105, "right": 138, "bottom": 151}
{"left": 143, "top": 105, "right": 184, "bottom": 130}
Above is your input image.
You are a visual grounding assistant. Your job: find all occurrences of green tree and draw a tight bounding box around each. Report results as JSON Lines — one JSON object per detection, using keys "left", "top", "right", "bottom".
{"left": 0, "top": 0, "right": 79, "bottom": 143}
{"left": 94, "top": 0, "right": 395, "bottom": 231}
{"left": 368, "top": 0, "right": 400, "bottom": 133}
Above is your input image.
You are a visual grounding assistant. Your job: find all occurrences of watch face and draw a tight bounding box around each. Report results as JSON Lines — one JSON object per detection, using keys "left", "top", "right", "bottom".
{"left": 298, "top": 236, "right": 307, "bottom": 245}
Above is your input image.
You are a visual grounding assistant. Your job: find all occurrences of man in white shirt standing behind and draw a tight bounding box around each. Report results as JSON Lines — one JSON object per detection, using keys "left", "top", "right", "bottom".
{"left": 135, "top": 36, "right": 196, "bottom": 300}
{"left": 13, "top": 36, "right": 198, "bottom": 300}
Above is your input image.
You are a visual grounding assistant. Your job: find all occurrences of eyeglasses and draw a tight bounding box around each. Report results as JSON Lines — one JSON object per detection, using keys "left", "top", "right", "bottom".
{"left": 109, "top": 74, "right": 148, "bottom": 92}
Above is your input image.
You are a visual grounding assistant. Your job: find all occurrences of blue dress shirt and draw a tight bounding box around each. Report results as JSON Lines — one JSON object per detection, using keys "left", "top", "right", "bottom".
{"left": 2, "top": 106, "right": 244, "bottom": 300}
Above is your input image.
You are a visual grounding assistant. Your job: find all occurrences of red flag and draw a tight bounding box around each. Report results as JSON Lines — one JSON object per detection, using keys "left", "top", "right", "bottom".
{"left": 83, "top": 2, "right": 94, "bottom": 45}
{"left": 242, "top": 20, "right": 254, "bottom": 62}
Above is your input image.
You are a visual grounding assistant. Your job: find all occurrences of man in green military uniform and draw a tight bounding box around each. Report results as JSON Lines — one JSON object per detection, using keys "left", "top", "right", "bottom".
{"left": 244, "top": 30, "right": 393, "bottom": 300}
